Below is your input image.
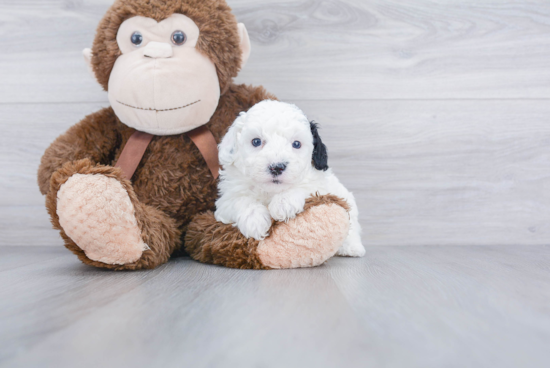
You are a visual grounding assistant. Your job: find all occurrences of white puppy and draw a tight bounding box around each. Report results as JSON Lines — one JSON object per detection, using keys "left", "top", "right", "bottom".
{"left": 215, "top": 100, "right": 365, "bottom": 257}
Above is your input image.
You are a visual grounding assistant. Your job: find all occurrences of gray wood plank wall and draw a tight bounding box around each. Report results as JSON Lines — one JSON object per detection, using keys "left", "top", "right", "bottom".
{"left": 1, "top": 0, "right": 549, "bottom": 246}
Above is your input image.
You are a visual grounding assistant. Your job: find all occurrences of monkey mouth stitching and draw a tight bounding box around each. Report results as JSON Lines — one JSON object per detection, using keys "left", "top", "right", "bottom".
{"left": 116, "top": 99, "right": 201, "bottom": 112}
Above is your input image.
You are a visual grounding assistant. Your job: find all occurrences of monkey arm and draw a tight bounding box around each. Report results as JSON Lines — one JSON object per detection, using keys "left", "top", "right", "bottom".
{"left": 38, "top": 107, "right": 120, "bottom": 195}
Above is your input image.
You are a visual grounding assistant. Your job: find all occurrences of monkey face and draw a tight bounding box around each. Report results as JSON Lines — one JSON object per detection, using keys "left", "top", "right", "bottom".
{"left": 107, "top": 14, "right": 221, "bottom": 135}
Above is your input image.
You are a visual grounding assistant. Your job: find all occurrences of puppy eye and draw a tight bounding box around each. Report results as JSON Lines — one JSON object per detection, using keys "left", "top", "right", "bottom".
{"left": 131, "top": 31, "right": 143, "bottom": 47}
{"left": 292, "top": 141, "right": 302, "bottom": 149}
{"left": 251, "top": 138, "right": 262, "bottom": 147}
{"left": 171, "top": 30, "right": 187, "bottom": 46}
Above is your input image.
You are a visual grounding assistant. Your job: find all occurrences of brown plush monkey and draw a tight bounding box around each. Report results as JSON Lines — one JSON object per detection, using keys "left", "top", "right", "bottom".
{"left": 38, "top": 0, "right": 351, "bottom": 270}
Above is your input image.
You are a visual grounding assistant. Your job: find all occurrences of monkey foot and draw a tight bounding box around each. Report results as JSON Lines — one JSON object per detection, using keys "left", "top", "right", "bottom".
{"left": 257, "top": 197, "right": 350, "bottom": 269}
{"left": 185, "top": 194, "right": 350, "bottom": 269}
{"left": 56, "top": 173, "right": 148, "bottom": 265}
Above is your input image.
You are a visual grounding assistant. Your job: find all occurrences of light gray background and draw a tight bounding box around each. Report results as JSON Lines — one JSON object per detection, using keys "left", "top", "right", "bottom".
{"left": 1, "top": 0, "right": 549, "bottom": 247}
{"left": 1, "top": 1, "right": 550, "bottom": 367}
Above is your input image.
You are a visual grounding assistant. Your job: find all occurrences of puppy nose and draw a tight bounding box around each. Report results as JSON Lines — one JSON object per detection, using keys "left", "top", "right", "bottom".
{"left": 269, "top": 163, "right": 287, "bottom": 176}
{"left": 143, "top": 42, "right": 173, "bottom": 58}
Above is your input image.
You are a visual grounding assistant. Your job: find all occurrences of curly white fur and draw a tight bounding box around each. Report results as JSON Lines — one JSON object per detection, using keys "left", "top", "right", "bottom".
{"left": 215, "top": 100, "right": 365, "bottom": 257}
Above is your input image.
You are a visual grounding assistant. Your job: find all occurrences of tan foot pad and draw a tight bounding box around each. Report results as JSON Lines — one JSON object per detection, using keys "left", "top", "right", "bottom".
{"left": 257, "top": 202, "right": 350, "bottom": 269}
{"left": 56, "top": 173, "right": 147, "bottom": 265}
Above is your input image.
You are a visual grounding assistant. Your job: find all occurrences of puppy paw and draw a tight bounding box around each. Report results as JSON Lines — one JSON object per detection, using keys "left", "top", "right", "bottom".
{"left": 337, "top": 232, "right": 366, "bottom": 257}
{"left": 237, "top": 205, "right": 272, "bottom": 240}
{"left": 268, "top": 192, "right": 306, "bottom": 222}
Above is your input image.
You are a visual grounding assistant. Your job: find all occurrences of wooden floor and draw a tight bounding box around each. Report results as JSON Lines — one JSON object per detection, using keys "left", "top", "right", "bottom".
{"left": 0, "top": 245, "right": 549, "bottom": 368}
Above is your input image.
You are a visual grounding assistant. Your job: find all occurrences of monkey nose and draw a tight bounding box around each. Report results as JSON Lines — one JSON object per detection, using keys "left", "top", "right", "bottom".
{"left": 143, "top": 42, "right": 173, "bottom": 58}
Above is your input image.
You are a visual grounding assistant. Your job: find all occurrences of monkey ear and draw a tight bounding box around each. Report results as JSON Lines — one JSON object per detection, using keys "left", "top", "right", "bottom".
{"left": 82, "top": 48, "right": 95, "bottom": 78}
{"left": 310, "top": 121, "right": 329, "bottom": 171}
{"left": 237, "top": 23, "right": 251, "bottom": 69}
{"left": 219, "top": 112, "right": 247, "bottom": 166}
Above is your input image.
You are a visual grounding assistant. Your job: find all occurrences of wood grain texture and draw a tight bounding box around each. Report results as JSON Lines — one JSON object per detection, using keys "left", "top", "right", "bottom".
{"left": 2, "top": 1, "right": 549, "bottom": 367}
{"left": 235, "top": 0, "right": 550, "bottom": 100}
{"left": 0, "top": 0, "right": 550, "bottom": 102}
{"left": 1, "top": 0, "right": 549, "bottom": 246}
{"left": 299, "top": 99, "right": 550, "bottom": 246}
{"left": 0, "top": 245, "right": 549, "bottom": 367}
{"left": 1, "top": 100, "right": 549, "bottom": 246}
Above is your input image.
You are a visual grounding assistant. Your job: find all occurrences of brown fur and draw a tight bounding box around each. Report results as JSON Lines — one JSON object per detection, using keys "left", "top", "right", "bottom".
{"left": 38, "top": 0, "right": 277, "bottom": 270}
{"left": 91, "top": 0, "right": 242, "bottom": 93}
{"left": 46, "top": 159, "right": 181, "bottom": 270}
{"left": 39, "top": 83, "right": 275, "bottom": 270}
{"left": 40, "top": 0, "right": 352, "bottom": 271}
{"left": 303, "top": 193, "right": 351, "bottom": 213}
{"left": 184, "top": 194, "right": 350, "bottom": 269}
{"left": 185, "top": 211, "right": 269, "bottom": 270}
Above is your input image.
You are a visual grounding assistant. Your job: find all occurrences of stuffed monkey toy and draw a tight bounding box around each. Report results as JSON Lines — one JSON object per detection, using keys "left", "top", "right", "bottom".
{"left": 38, "top": 0, "right": 351, "bottom": 270}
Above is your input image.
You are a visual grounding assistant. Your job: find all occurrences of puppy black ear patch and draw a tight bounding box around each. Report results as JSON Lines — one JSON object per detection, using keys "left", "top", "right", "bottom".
{"left": 310, "top": 121, "right": 329, "bottom": 171}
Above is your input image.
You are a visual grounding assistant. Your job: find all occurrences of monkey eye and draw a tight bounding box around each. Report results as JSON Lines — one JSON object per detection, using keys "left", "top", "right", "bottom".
{"left": 251, "top": 138, "right": 262, "bottom": 147}
{"left": 130, "top": 31, "right": 143, "bottom": 47}
{"left": 292, "top": 141, "right": 302, "bottom": 149}
{"left": 171, "top": 30, "right": 187, "bottom": 46}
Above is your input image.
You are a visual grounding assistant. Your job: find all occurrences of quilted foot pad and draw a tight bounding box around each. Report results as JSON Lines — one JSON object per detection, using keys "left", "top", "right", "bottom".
{"left": 56, "top": 173, "right": 147, "bottom": 265}
{"left": 257, "top": 202, "right": 350, "bottom": 269}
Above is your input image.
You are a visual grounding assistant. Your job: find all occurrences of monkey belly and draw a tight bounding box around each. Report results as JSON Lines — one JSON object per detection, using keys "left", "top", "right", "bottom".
{"left": 127, "top": 133, "right": 219, "bottom": 227}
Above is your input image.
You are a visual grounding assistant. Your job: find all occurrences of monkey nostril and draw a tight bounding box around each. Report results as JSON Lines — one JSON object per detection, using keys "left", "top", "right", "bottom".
{"left": 268, "top": 163, "right": 287, "bottom": 176}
